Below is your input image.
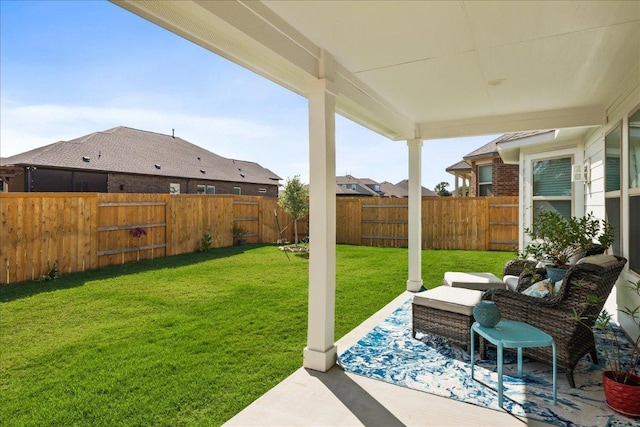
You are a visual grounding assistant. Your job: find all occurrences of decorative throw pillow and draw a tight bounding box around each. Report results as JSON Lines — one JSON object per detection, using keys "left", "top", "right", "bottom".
{"left": 522, "top": 279, "right": 564, "bottom": 298}
{"left": 522, "top": 279, "right": 552, "bottom": 297}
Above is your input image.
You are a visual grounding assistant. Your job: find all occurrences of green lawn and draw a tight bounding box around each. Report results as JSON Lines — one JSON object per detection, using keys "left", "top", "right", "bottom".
{"left": 0, "top": 244, "right": 512, "bottom": 426}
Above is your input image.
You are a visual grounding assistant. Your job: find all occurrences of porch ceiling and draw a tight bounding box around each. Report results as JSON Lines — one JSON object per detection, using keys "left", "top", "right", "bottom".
{"left": 112, "top": 1, "right": 640, "bottom": 141}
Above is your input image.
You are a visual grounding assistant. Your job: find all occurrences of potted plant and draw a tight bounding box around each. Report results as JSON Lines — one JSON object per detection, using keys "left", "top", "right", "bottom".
{"left": 591, "top": 279, "right": 640, "bottom": 418}
{"left": 520, "top": 211, "right": 614, "bottom": 282}
{"left": 232, "top": 224, "right": 248, "bottom": 245}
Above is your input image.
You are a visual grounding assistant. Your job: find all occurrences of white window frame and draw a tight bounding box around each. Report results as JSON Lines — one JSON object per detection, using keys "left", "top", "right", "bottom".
{"left": 258, "top": 188, "right": 267, "bottom": 193}
{"left": 196, "top": 184, "right": 206, "bottom": 194}
{"left": 233, "top": 186, "right": 241, "bottom": 195}
{"left": 627, "top": 106, "right": 640, "bottom": 274}
{"left": 605, "top": 122, "right": 623, "bottom": 256}
{"left": 206, "top": 185, "right": 216, "bottom": 194}
{"left": 522, "top": 147, "right": 581, "bottom": 249}
{"left": 477, "top": 163, "right": 492, "bottom": 197}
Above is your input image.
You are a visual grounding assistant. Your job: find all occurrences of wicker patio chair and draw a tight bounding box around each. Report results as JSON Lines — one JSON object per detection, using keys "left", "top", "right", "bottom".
{"left": 484, "top": 255, "right": 627, "bottom": 388}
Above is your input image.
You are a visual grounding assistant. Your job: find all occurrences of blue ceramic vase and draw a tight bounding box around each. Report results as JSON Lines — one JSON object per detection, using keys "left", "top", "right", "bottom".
{"left": 473, "top": 301, "right": 501, "bottom": 328}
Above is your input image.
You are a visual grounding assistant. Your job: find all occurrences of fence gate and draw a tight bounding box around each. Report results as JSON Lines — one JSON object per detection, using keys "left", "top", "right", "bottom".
{"left": 233, "top": 198, "right": 260, "bottom": 243}
{"left": 360, "top": 200, "right": 408, "bottom": 247}
{"left": 97, "top": 194, "right": 167, "bottom": 267}
{"left": 487, "top": 198, "right": 519, "bottom": 252}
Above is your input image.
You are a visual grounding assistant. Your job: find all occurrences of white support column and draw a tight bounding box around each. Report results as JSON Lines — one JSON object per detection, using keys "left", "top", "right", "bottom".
{"left": 303, "top": 77, "right": 337, "bottom": 372}
{"left": 454, "top": 175, "right": 460, "bottom": 197}
{"left": 407, "top": 139, "right": 423, "bottom": 292}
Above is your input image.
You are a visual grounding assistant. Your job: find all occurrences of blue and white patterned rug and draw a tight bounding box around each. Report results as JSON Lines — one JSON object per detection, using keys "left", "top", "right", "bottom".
{"left": 338, "top": 299, "right": 639, "bottom": 427}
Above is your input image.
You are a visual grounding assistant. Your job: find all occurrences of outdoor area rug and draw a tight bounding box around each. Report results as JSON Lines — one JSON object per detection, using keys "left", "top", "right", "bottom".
{"left": 338, "top": 299, "right": 638, "bottom": 427}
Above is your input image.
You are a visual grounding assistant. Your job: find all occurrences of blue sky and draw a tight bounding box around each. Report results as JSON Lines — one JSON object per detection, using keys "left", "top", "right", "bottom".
{"left": 0, "top": 0, "right": 498, "bottom": 189}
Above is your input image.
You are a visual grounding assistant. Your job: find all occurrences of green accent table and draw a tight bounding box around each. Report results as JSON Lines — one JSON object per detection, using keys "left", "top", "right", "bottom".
{"left": 470, "top": 320, "right": 557, "bottom": 408}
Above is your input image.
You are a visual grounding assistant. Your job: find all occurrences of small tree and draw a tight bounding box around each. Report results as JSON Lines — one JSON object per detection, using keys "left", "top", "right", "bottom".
{"left": 278, "top": 176, "right": 309, "bottom": 246}
{"left": 435, "top": 181, "right": 452, "bottom": 196}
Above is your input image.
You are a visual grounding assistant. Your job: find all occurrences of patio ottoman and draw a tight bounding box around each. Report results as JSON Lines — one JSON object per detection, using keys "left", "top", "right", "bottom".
{"left": 442, "top": 271, "right": 506, "bottom": 291}
{"left": 412, "top": 286, "right": 483, "bottom": 350}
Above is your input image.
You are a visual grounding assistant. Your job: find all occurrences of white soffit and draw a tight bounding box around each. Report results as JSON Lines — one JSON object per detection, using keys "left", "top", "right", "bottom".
{"left": 113, "top": 1, "right": 640, "bottom": 141}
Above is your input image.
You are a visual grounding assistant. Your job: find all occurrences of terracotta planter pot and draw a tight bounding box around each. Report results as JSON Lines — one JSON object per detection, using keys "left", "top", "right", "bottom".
{"left": 602, "top": 370, "right": 640, "bottom": 419}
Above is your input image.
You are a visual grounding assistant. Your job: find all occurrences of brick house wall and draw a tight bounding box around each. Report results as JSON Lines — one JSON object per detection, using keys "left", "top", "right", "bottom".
{"left": 108, "top": 173, "right": 278, "bottom": 197}
{"left": 492, "top": 157, "right": 519, "bottom": 196}
{"left": 469, "top": 156, "right": 519, "bottom": 197}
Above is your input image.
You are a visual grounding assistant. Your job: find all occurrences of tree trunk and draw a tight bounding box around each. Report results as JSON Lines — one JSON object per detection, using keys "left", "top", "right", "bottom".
{"left": 294, "top": 219, "right": 299, "bottom": 246}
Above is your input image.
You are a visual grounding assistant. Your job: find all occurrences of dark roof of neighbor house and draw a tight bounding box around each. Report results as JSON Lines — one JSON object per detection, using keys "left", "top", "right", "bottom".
{"left": 445, "top": 160, "right": 472, "bottom": 173}
{"left": 463, "top": 130, "right": 552, "bottom": 161}
{"left": 335, "top": 184, "right": 363, "bottom": 195}
{"left": 394, "top": 179, "right": 437, "bottom": 197}
{"left": 336, "top": 175, "right": 380, "bottom": 195}
{"left": 378, "top": 181, "right": 407, "bottom": 198}
{"left": 1, "top": 126, "right": 281, "bottom": 185}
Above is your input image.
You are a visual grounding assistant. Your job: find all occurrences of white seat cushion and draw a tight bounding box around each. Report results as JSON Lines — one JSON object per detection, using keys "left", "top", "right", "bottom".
{"left": 577, "top": 254, "right": 619, "bottom": 268}
{"left": 443, "top": 271, "right": 505, "bottom": 291}
{"left": 413, "top": 286, "right": 483, "bottom": 316}
{"left": 503, "top": 274, "right": 520, "bottom": 291}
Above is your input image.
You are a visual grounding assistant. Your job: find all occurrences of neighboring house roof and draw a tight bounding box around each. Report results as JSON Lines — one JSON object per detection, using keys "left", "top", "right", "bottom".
{"left": 378, "top": 181, "right": 407, "bottom": 198}
{"left": 335, "top": 175, "right": 436, "bottom": 197}
{"left": 445, "top": 160, "right": 472, "bottom": 174}
{"left": 394, "top": 179, "right": 437, "bottom": 197}
{"left": 336, "top": 175, "right": 381, "bottom": 196}
{"left": 335, "top": 184, "right": 362, "bottom": 195}
{"left": 1, "top": 126, "right": 281, "bottom": 185}
{"left": 463, "top": 131, "right": 552, "bottom": 161}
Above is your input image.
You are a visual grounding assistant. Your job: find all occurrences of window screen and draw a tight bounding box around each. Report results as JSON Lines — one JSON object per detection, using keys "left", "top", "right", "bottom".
{"left": 533, "top": 200, "right": 572, "bottom": 219}
{"left": 478, "top": 165, "right": 492, "bottom": 183}
{"left": 605, "top": 125, "right": 621, "bottom": 193}
{"left": 533, "top": 158, "right": 571, "bottom": 197}
{"left": 478, "top": 165, "right": 492, "bottom": 196}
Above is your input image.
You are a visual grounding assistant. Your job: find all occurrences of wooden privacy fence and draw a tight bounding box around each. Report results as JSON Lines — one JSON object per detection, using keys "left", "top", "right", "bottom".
{"left": 0, "top": 193, "right": 517, "bottom": 284}
{"left": 335, "top": 196, "right": 518, "bottom": 251}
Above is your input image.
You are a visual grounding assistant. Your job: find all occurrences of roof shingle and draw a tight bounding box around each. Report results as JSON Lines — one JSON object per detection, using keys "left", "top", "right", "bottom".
{"left": 1, "top": 126, "right": 281, "bottom": 185}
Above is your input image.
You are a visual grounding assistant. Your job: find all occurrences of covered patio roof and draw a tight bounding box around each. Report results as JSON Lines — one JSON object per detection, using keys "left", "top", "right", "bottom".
{"left": 111, "top": 0, "right": 640, "bottom": 373}
{"left": 112, "top": 1, "right": 639, "bottom": 140}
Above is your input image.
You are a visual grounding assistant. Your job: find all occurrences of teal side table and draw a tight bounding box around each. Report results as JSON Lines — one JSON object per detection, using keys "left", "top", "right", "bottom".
{"left": 470, "top": 320, "right": 557, "bottom": 408}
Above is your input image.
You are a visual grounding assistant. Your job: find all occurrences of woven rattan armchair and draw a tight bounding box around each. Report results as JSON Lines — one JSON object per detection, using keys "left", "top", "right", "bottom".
{"left": 484, "top": 255, "right": 627, "bottom": 388}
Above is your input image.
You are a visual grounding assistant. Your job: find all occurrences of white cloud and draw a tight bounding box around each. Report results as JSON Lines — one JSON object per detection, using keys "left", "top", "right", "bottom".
{"left": 0, "top": 101, "right": 497, "bottom": 189}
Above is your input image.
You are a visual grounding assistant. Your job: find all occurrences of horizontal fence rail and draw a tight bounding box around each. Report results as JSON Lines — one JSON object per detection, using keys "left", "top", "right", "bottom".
{"left": 0, "top": 193, "right": 518, "bottom": 284}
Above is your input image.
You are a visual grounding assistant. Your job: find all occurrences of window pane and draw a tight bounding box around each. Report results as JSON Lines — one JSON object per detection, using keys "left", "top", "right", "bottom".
{"left": 630, "top": 195, "right": 640, "bottom": 274}
{"left": 629, "top": 109, "right": 640, "bottom": 189}
{"left": 533, "top": 158, "right": 571, "bottom": 196}
{"left": 196, "top": 185, "right": 205, "bottom": 194}
{"left": 479, "top": 184, "right": 492, "bottom": 196}
{"left": 533, "top": 200, "right": 572, "bottom": 221}
{"left": 479, "top": 165, "right": 492, "bottom": 183}
{"left": 605, "top": 125, "right": 621, "bottom": 192}
{"left": 605, "top": 197, "right": 621, "bottom": 256}
{"left": 206, "top": 185, "right": 215, "bottom": 194}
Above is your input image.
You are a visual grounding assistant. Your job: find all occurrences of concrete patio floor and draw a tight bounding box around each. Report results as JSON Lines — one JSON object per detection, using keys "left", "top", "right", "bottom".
{"left": 225, "top": 291, "right": 556, "bottom": 427}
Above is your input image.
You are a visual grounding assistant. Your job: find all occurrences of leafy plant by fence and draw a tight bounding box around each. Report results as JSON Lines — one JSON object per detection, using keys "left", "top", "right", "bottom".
{"left": 0, "top": 193, "right": 517, "bottom": 284}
